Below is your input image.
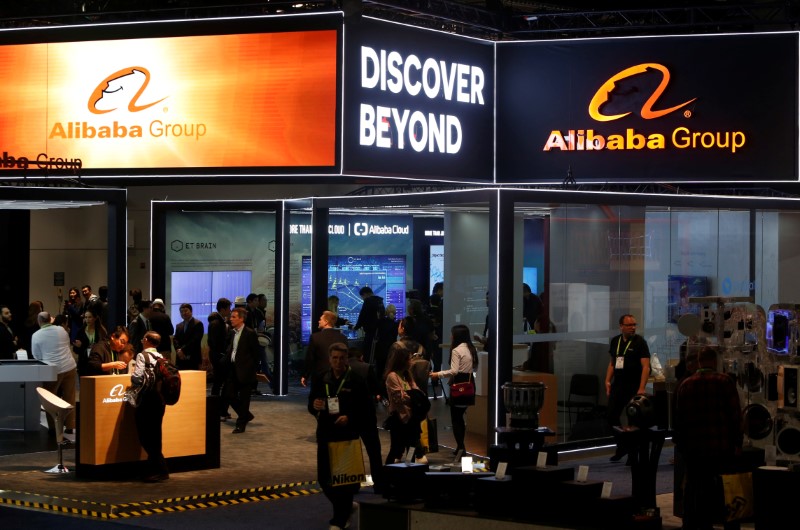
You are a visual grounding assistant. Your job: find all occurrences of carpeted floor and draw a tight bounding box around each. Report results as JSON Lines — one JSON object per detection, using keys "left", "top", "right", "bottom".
{"left": 0, "top": 381, "right": 692, "bottom": 529}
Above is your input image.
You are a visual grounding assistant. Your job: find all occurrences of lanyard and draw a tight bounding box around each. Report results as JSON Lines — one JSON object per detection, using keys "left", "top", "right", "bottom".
{"left": 616, "top": 336, "right": 633, "bottom": 357}
{"left": 111, "top": 347, "right": 119, "bottom": 375}
{"left": 325, "top": 367, "right": 350, "bottom": 397}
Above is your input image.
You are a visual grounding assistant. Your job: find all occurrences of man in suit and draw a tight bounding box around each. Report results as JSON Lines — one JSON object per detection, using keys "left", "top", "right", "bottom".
{"left": 128, "top": 300, "right": 152, "bottom": 354}
{"left": 225, "top": 307, "right": 260, "bottom": 434}
{"left": 301, "top": 311, "right": 348, "bottom": 388}
{"left": 149, "top": 298, "right": 174, "bottom": 359}
{"left": 173, "top": 303, "right": 204, "bottom": 371}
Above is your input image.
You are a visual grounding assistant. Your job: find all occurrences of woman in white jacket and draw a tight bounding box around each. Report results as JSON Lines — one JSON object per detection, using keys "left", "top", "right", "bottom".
{"left": 431, "top": 324, "right": 478, "bottom": 455}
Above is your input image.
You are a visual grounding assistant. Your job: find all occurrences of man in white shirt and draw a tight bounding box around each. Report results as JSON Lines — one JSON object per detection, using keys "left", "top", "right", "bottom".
{"left": 31, "top": 311, "right": 78, "bottom": 435}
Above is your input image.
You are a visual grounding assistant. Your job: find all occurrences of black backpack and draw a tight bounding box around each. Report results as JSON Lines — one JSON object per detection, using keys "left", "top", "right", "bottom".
{"left": 149, "top": 352, "right": 181, "bottom": 405}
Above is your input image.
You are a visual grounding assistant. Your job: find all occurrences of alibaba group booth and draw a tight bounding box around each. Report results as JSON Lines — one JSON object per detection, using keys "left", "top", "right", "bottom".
{"left": 3, "top": 9, "right": 800, "bottom": 527}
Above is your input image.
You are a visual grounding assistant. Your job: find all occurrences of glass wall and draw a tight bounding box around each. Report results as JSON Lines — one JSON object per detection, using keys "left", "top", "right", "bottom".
{"left": 304, "top": 190, "right": 800, "bottom": 453}
{"left": 513, "top": 201, "right": 791, "bottom": 445}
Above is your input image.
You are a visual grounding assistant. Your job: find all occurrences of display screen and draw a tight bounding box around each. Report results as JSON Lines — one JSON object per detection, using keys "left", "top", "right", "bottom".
{"left": 496, "top": 32, "right": 799, "bottom": 183}
{"left": 301, "top": 255, "right": 406, "bottom": 343}
{"left": 170, "top": 270, "right": 252, "bottom": 326}
{"left": 0, "top": 18, "right": 340, "bottom": 176}
{"left": 667, "top": 275, "right": 708, "bottom": 324}
{"left": 429, "top": 244, "right": 444, "bottom": 295}
{"left": 767, "top": 309, "right": 794, "bottom": 355}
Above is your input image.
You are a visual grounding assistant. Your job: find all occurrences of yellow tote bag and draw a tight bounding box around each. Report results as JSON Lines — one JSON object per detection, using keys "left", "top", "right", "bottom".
{"left": 721, "top": 472, "right": 754, "bottom": 522}
{"left": 328, "top": 439, "right": 366, "bottom": 487}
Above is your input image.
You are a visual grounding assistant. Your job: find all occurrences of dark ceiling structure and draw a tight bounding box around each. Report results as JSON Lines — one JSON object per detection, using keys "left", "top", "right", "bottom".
{"left": 3, "top": 1, "right": 799, "bottom": 40}
{"left": 1, "top": 1, "right": 799, "bottom": 197}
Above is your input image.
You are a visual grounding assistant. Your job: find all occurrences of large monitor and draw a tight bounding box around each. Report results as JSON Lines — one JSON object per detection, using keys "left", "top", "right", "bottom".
{"left": 667, "top": 275, "right": 708, "bottom": 324}
{"left": 301, "top": 255, "right": 406, "bottom": 343}
{"left": 170, "top": 270, "right": 252, "bottom": 325}
{"left": 429, "top": 244, "right": 444, "bottom": 296}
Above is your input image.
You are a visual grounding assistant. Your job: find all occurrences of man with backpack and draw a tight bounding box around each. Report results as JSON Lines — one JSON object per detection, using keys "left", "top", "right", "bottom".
{"left": 131, "top": 331, "right": 170, "bottom": 482}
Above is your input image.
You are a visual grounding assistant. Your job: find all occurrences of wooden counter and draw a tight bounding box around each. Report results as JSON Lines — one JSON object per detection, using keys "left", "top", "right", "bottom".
{"left": 78, "top": 371, "right": 207, "bottom": 467}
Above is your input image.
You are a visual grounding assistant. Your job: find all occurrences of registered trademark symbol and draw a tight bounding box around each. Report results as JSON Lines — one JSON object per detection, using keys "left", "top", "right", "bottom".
{"left": 684, "top": 109, "right": 692, "bottom": 118}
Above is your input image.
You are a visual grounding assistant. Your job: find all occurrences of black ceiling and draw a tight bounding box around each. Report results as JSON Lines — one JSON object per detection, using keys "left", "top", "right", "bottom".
{"left": 3, "top": 1, "right": 799, "bottom": 40}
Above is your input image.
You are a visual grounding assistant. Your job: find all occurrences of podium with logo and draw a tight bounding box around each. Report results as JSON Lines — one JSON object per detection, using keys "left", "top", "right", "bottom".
{"left": 77, "top": 371, "right": 219, "bottom": 479}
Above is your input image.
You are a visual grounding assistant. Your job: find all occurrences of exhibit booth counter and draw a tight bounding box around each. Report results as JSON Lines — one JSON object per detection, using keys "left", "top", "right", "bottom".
{"left": 0, "top": 359, "right": 57, "bottom": 431}
{"left": 77, "top": 371, "right": 219, "bottom": 479}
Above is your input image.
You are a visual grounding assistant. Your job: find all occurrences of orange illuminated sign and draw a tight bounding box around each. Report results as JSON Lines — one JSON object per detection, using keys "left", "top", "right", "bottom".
{"left": 588, "top": 63, "right": 696, "bottom": 122}
{"left": 544, "top": 62, "right": 745, "bottom": 154}
{"left": 0, "top": 30, "right": 338, "bottom": 170}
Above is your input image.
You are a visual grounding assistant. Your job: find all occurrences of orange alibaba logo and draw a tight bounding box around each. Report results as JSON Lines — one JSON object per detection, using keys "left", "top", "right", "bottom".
{"left": 588, "top": 63, "right": 696, "bottom": 122}
{"left": 88, "top": 66, "right": 167, "bottom": 115}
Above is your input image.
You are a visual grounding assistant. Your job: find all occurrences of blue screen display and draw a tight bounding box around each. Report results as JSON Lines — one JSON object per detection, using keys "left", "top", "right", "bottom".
{"left": 301, "top": 255, "right": 406, "bottom": 343}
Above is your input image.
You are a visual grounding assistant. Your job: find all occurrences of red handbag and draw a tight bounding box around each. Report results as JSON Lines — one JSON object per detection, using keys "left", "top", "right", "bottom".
{"left": 449, "top": 374, "right": 475, "bottom": 406}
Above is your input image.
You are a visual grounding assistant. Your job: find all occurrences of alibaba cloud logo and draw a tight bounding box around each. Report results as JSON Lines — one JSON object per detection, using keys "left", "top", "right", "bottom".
{"left": 588, "top": 63, "right": 696, "bottom": 122}
{"left": 88, "top": 66, "right": 168, "bottom": 115}
{"left": 353, "top": 222, "right": 369, "bottom": 236}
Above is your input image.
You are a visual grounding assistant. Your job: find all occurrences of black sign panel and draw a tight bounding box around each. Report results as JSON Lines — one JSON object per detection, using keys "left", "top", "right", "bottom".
{"left": 496, "top": 33, "right": 799, "bottom": 183}
{"left": 343, "top": 19, "right": 494, "bottom": 182}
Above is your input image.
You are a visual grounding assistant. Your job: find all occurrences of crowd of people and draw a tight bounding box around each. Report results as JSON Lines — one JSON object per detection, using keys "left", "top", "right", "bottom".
{"left": 5, "top": 281, "right": 491, "bottom": 528}
{"left": 300, "top": 280, "right": 497, "bottom": 528}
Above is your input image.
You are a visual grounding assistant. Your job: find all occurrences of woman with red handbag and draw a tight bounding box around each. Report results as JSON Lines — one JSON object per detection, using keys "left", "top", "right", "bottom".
{"left": 431, "top": 324, "right": 479, "bottom": 455}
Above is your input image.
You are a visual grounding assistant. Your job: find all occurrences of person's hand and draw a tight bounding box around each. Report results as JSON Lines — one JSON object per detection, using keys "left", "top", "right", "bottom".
{"left": 176, "top": 349, "right": 185, "bottom": 359}
{"left": 114, "top": 361, "right": 127, "bottom": 370}
{"left": 430, "top": 372, "right": 438, "bottom": 381}
{"left": 605, "top": 381, "right": 612, "bottom": 396}
{"left": 313, "top": 398, "right": 325, "bottom": 411}
{"left": 334, "top": 415, "right": 349, "bottom": 426}
{"left": 73, "top": 339, "right": 82, "bottom": 348}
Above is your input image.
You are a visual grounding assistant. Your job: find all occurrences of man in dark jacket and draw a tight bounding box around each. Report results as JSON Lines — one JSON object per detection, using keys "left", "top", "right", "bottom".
{"left": 0, "top": 305, "right": 18, "bottom": 359}
{"left": 225, "top": 307, "right": 260, "bottom": 434}
{"left": 354, "top": 286, "right": 384, "bottom": 363}
{"left": 208, "top": 297, "right": 231, "bottom": 419}
{"left": 173, "top": 303, "right": 204, "bottom": 371}
{"left": 149, "top": 298, "right": 174, "bottom": 358}
{"left": 309, "top": 342, "right": 371, "bottom": 530}
{"left": 302, "top": 311, "right": 348, "bottom": 387}
{"left": 347, "top": 346, "right": 384, "bottom": 493}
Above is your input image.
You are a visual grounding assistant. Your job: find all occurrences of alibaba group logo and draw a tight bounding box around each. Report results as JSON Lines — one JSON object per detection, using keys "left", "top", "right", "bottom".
{"left": 88, "top": 66, "right": 168, "bottom": 115}
{"left": 588, "top": 63, "right": 696, "bottom": 122}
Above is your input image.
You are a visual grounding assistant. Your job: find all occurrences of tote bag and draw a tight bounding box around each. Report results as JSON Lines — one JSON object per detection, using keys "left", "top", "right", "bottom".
{"left": 328, "top": 439, "right": 366, "bottom": 487}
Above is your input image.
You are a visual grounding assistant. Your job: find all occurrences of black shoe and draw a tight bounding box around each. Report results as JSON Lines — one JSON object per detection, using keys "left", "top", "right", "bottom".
{"left": 232, "top": 425, "right": 246, "bottom": 434}
{"left": 64, "top": 428, "right": 75, "bottom": 435}
{"left": 610, "top": 450, "right": 626, "bottom": 462}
